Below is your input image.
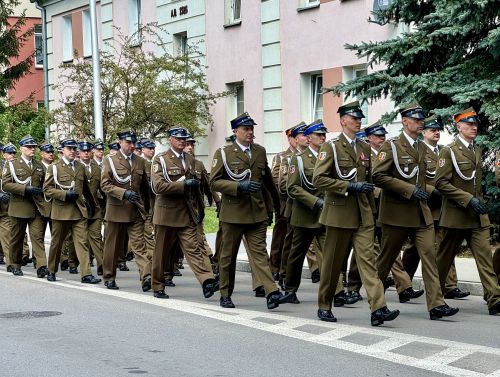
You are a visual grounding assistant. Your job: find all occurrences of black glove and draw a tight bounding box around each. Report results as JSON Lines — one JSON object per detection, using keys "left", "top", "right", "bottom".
{"left": 237, "top": 181, "right": 261, "bottom": 193}
{"left": 468, "top": 197, "right": 488, "bottom": 215}
{"left": 313, "top": 198, "right": 324, "bottom": 210}
{"left": 25, "top": 186, "right": 43, "bottom": 197}
{"left": 412, "top": 186, "right": 430, "bottom": 201}
{"left": 197, "top": 209, "right": 206, "bottom": 225}
{"left": 123, "top": 190, "right": 140, "bottom": 203}
{"left": 185, "top": 179, "right": 200, "bottom": 188}
{"left": 65, "top": 190, "right": 79, "bottom": 202}
{"left": 431, "top": 189, "right": 442, "bottom": 199}
{"left": 0, "top": 192, "right": 10, "bottom": 204}
{"left": 267, "top": 213, "right": 273, "bottom": 226}
{"left": 347, "top": 182, "right": 375, "bottom": 194}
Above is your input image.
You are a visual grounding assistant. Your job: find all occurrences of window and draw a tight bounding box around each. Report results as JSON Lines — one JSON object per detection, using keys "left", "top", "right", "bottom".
{"left": 354, "top": 68, "right": 368, "bottom": 125}
{"left": 298, "top": 0, "right": 320, "bottom": 11}
{"left": 224, "top": 0, "right": 241, "bottom": 26}
{"left": 311, "top": 74, "right": 323, "bottom": 121}
{"left": 36, "top": 101, "right": 45, "bottom": 110}
{"left": 34, "top": 24, "right": 43, "bottom": 68}
{"left": 227, "top": 82, "right": 245, "bottom": 121}
{"left": 82, "top": 9, "right": 92, "bottom": 57}
{"left": 62, "top": 15, "right": 73, "bottom": 62}
{"left": 173, "top": 32, "right": 188, "bottom": 56}
{"left": 128, "top": 0, "right": 141, "bottom": 42}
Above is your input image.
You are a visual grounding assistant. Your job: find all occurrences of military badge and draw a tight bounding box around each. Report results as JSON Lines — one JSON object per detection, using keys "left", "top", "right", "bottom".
{"left": 289, "top": 165, "right": 295, "bottom": 174}
{"left": 378, "top": 152, "right": 386, "bottom": 161}
{"left": 153, "top": 163, "right": 159, "bottom": 173}
{"left": 439, "top": 158, "right": 445, "bottom": 167}
{"left": 318, "top": 152, "right": 327, "bottom": 161}
{"left": 281, "top": 165, "right": 287, "bottom": 173}
{"left": 212, "top": 159, "right": 218, "bottom": 167}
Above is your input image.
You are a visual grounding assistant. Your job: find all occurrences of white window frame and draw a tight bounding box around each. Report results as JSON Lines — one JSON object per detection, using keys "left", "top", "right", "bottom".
{"left": 62, "top": 15, "right": 73, "bottom": 62}
{"left": 298, "top": 0, "right": 320, "bottom": 11}
{"left": 173, "top": 32, "right": 188, "bottom": 56}
{"left": 226, "top": 82, "right": 245, "bottom": 126}
{"left": 82, "top": 9, "right": 92, "bottom": 58}
{"left": 224, "top": 0, "right": 241, "bottom": 26}
{"left": 34, "top": 24, "right": 43, "bottom": 68}
{"left": 353, "top": 68, "right": 368, "bottom": 125}
{"left": 128, "top": 0, "right": 141, "bottom": 43}
{"left": 311, "top": 74, "right": 323, "bottom": 122}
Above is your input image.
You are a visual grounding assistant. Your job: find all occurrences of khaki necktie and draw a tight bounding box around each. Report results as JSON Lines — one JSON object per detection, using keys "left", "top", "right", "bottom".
{"left": 245, "top": 148, "right": 252, "bottom": 159}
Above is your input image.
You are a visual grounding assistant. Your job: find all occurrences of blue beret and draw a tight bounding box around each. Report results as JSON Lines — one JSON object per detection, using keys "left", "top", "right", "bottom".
{"left": 230, "top": 112, "right": 257, "bottom": 129}
{"left": 117, "top": 129, "right": 137, "bottom": 142}
{"left": 167, "top": 127, "right": 190, "bottom": 138}
{"left": 304, "top": 120, "right": 328, "bottom": 136}
{"left": 60, "top": 138, "right": 78, "bottom": 148}
{"left": 19, "top": 135, "right": 37, "bottom": 147}
{"left": 338, "top": 101, "right": 365, "bottom": 119}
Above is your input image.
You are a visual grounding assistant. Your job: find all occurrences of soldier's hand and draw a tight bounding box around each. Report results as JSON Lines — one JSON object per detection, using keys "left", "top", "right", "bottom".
{"left": 25, "top": 186, "right": 43, "bottom": 197}
{"left": 185, "top": 179, "right": 200, "bottom": 188}
{"left": 267, "top": 213, "right": 273, "bottom": 226}
{"left": 0, "top": 192, "right": 10, "bottom": 204}
{"left": 412, "top": 186, "right": 430, "bottom": 201}
{"left": 313, "top": 198, "right": 324, "bottom": 210}
{"left": 238, "top": 180, "right": 261, "bottom": 193}
{"left": 468, "top": 197, "right": 488, "bottom": 215}
{"left": 347, "top": 182, "right": 375, "bottom": 194}
{"left": 123, "top": 190, "right": 140, "bottom": 203}
{"left": 431, "top": 189, "right": 442, "bottom": 199}
{"left": 65, "top": 190, "right": 79, "bottom": 202}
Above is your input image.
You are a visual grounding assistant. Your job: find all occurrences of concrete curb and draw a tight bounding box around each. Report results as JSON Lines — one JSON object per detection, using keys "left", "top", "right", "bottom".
{"left": 235, "top": 260, "right": 485, "bottom": 297}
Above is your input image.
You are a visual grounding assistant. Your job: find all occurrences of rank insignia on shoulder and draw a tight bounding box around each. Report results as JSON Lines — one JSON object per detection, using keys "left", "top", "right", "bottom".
{"left": 289, "top": 165, "right": 296, "bottom": 174}
{"left": 378, "top": 152, "right": 387, "bottom": 161}
{"left": 439, "top": 158, "right": 445, "bottom": 167}
{"left": 212, "top": 159, "right": 218, "bottom": 167}
{"left": 318, "top": 152, "right": 327, "bottom": 161}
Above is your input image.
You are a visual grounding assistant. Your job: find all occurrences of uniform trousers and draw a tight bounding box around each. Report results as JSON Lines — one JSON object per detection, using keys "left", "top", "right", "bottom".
{"left": 437, "top": 227, "right": 500, "bottom": 310}
{"left": 220, "top": 221, "right": 277, "bottom": 297}
{"left": 319, "top": 224, "right": 386, "bottom": 312}
{"left": 269, "top": 215, "right": 287, "bottom": 274}
{"left": 103, "top": 219, "right": 151, "bottom": 282}
{"left": 0, "top": 216, "right": 11, "bottom": 265}
{"left": 48, "top": 219, "right": 91, "bottom": 277}
{"left": 87, "top": 218, "right": 103, "bottom": 268}
{"left": 144, "top": 214, "right": 155, "bottom": 260}
{"left": 153, "top": 224, "right": 213, "bottom": 291}
{"left": 377, "top": 224, "right": 444, "bottom": 310}
{"left": 9, "top": 213, "right": 48, "bottom": 269}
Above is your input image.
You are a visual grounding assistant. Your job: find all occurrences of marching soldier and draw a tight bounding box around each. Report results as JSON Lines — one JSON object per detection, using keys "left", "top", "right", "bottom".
{"left": 79, "top": 141, "right": 105, "bottom": 275}
{"left": 108, "top": 142, "right": 119, "bottom": 156}
{"left": 140, "top": 138, "right": 156, "bottom": 266}
{"left": 402, "top": 116, "right": 469, "bottom": 299}
{"left": 2, "top": 136, "right": 48, "bottom": 278}
{"left": 313, "top": 102, "right": 399, "bottom": 325}
{"left": 101, "top": 130, "right": 151, "bottom": 291}
{"left": 210, "top": 112, "right": 292, "bottom": 309}
{"left": 0, "top": 143, "right": 11, "bottom": 267}
{"left": 373, "top": 103, "right": 458, "bottom": 320}
{"left": 150, "top": 127, "right": 218, "bottom": 299}
{"left": 435, "top": 108, "right": 500, "bottom": 315}
{"left": 43, "top": 138, "right": 100, "bottom": 284}
{"left": 92, "top": 140, "right": 105, "bottom": 166}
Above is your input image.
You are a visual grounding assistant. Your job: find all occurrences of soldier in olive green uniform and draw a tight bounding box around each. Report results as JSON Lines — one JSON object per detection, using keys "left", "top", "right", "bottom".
{"left": 210, "top": 112, "right": 292, "bottom": 310}
{"left": 43, "top": 138, "right": 100, "bottom": 284}
{"left": 101, "top": 130, "right": 151, "bottom": 291}
{"left": 140, "top": 138, "right": 156, "bottom": 267}
{"left": 2, "top": 136, "right": 49, "bottom": 277}
{"left": 373, "top": 104, "right": 458, "bottom": 320}
{"left": 435, "top": 108, "right": 500, "bottom": 315}
{"left": 0, "top": 143, "right": 12, "bottom": 267}
{"left": 313, "top": 102, "right": 399, "bottom": 326}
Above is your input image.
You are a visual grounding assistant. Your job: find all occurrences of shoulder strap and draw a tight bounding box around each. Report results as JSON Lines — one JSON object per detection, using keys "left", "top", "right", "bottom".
{"left": 389, "top": 139, "right": 419, "bottom": 181}
{"left": 330, "top": 140, "right": 357, "bottom": 181}
{"left": 220, "top": 147, "right": 251, "bottom": 182}
{"left": 296, "top": 155, "right": 316, "bottom": 190}
{"left": 107, "top": 155, "right": 131, "bottom": 185}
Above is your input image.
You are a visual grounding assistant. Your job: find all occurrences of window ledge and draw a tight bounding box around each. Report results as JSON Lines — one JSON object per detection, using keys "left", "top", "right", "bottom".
{"left": 35, "top": 65, "right": 44, "bottom": 70}
{"left": 223, "top": 20, "right": 242, "bottom": 29}
{"left": 297, "top": 3, "right": 320, "bottom": 12}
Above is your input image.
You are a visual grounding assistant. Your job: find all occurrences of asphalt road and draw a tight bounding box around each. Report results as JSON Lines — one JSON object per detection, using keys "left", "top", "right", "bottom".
{"left": 1, "top": 262, "right": 499, "bottom": 377}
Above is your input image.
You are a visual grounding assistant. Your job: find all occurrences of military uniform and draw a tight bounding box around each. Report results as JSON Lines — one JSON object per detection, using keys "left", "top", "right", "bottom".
{"left": 435, "top": 110, "right": 500, "bottom": 314}
{"left": 2, "top": 136, "right": 49, "bottom": 276}
{"left": 0, "top": 157, "right": 11, "bottom": 267}
{"left": 101, "top": 130, "right": 151, "bottom": 290}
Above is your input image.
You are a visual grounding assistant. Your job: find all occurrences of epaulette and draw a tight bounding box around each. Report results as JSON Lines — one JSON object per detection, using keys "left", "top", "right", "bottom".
{"left": 387, "top": 136, "right": 399, "bottom": 142}
{"left": 329, "top": 137, "right": 340, "bottom": 143}
{"left": 359, "top": 139, "right": 369, "bottom": 144}
{"left": 157, "top": 151, "right": 167, "bottom": 157}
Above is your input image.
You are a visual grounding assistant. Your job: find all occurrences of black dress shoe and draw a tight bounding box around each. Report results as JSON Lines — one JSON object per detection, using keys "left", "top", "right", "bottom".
{"left": 69, "top": 267, "right": 79, "bottom": 274}
{"left": 174, "top": 269, "right": 182, "bottom": 277}
{"left": 429, "top": 304, "right": 459, "bottom": 320}
{"left": 118, "top": 262, "right": 129, "bottom": 271}
{"left": 333, "top": 292, "right": 346, "bottom": 307}
{"left": 105, "top": 280, "right": 119, "bottom": 290}
{"left": 154, "top": 290, "right": 169, "bottom": 299}
{"left": 202, "top": 279, "right": 217, "bottom": 298}
{"left": 37, "top": 266, "right": 48, "bottom": 278}
{"left": 165, "top": 279, "right": 176, "bottom": 287}
{"left": 347, "top": 290, "right": 363, "bottom": 303}
{"left": 81, "top": 275, "right": 101, "bottom": 284}
{"left": 6, "top": 265, "right": 13, "bottom": 272}
{"left": 288, "top": 292, "right": 300, "bottom": 304}
{"left": 220, "top": 296, "right": 235, "bottom": 308}
{"left": 444, "top": 288, "right": 470, "bottom": 299}
{"left": 176, "top": 262, "right": 184, "bottom": 270}
{"left": 399, "top": 288, "right": 424, "bottom": 303}
{"left": 272, "top": 272, "right": 280, "bottom": 282}
{"left": 47, "top": 272, "right": 56, "bottom": 282}
{"left": 371, "top": 306, "right": 400, "bottom": 326}
{"left": 60, "top": 260, "right": 69, "bottom": 271}
{"left": 126, "top": 251, "right": 134, "bottom": 261}
{"left": 97, "top": 266, "right": 103, "bottom": 276}
{"left": 488, "top": 302, "right": 500, "bottom": 315}
{"left": 385, "top": 276, "right": 395, "bottom": 288}
{"left": 22, "top": 256, "right": 31, "bottom": 266}
{"left": 311, "top": 269, "right": 320, "bottom": 284}
{"left": 142, "top": 277, "right": 152, "bottom": 292}
{"left": 266, "top": 290, "right": 294, "bottom": 310}
{"left": 12, "top": 267, "right": 23, "bottom": 276}
{"left": 0, "top": 256, "right": 5, "bottom": 265}
{"left": 254, "top": 286, "right": 266, "bottom": 297}
{"left": 317, "top": 309, "right": 337, "bottom": 322}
